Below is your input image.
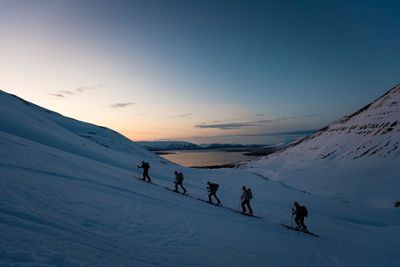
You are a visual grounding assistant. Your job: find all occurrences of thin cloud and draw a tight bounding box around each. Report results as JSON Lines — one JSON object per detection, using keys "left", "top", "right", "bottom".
{"left": 178, "top": 113, "right": 193, "bottom": 118}
{"left": 201, "top": 129, "right": 317, "bottom": 138}
{"left": 61, "top": 90, "right": 74, "bottom": 95}
{"left": 240, "top": 130, "right": 317, "bottom": 137}
{"left": 75, "top": 86, "right": 91, "bottom": 93}
{"left": 195, "top": 122, "right": 253, "bottom": 130}
{"left": 289, "top": 113, "right": 320, "bottom": 119}
{"left": 254, "top": 113, "right": 264, "bottom": 116}
{"left": 196, "top": 114, "right": 320, "bottom": 130}
{"left": 195, "top": 117, "right": 288, "bottom": 130}
{"left": 110, "top": 102, "right": 135, "bottom": 108}
{"left": 166, "top": 113, "right": 193, "bottom": 119}
{"left": 162, "top": 129, "right": 317, "bottom": 141}
{"left": 75, "top": 84, "right": 103, "bottom": 92}
{"left": 49, "top": 93, "right": 65, "bottom": 98}
{"left": 49, "top": 84, "right": 103, "bottom": 99}
{"left": 256, "top": 117, "right": 288, "bottom": 123}
{"left": 48, "top": 90, "right": 74, "bottom": 98}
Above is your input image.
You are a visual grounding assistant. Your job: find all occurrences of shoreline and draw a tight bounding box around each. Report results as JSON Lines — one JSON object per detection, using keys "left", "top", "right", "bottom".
{"left": 153, "top": 146, "right": 278, "bottom": 157}
{"left": 190, "top": 163, "right": 238, "bottom": 169}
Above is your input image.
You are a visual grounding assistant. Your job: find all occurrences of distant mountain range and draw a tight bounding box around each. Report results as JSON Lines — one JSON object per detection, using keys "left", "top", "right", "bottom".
{"left": 136, "top": 141, "right": 267, "bottom": 151}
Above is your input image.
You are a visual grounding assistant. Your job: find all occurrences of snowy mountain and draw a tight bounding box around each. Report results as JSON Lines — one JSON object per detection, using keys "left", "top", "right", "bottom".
{"left": 198, "top": 143, "right": 265, "bottom": 149}
{"left": 0, "top": 91, "right": 162, "bottom": 169}
{"left": 244, "top": 84, "right": 400, "bottom": 207}
{"left": 136, "top": 141, "right": 266, "bottom": 151}
{"left": 136, "top": 141, "right": 199, "bottom": 150}
{"left": 1, "top": 89, "right": 399, "bottom": 266}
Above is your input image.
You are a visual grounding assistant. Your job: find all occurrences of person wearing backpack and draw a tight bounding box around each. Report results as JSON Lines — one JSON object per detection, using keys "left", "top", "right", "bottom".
{"left": 137, "top": 161, "right": 151, "bottom": 182}
{"left": 207, "top": 181, "right": 221, "bottom": 205}
{"left": 292, "top": 202, "right": 308, "bottom": 231}
{"left": 240, "top": 186, "right": 253, "bottom": 215}
{"left": 174, "top": 171, "right": 187, "bottom": 193}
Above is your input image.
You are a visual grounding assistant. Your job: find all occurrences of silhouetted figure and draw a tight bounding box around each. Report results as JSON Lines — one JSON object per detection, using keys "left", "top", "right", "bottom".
{"left": 137, "top": 161, "right": 151, "bottom": 182}
{"left": 292, "top": 202, "right": 308, "bottom": 231}
{"left": 207, "top": 181, "right": 221, "bottom": 205}
{"left": 241, "top": 186, "right": 253, "bottom": 214}
{"left": 174, "top": 171, "right": 186, "bottom": 193}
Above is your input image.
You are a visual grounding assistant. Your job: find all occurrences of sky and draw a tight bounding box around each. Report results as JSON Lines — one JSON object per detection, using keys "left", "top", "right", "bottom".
{"left": 0, "top": 0, "right": 399, "bottom": 145}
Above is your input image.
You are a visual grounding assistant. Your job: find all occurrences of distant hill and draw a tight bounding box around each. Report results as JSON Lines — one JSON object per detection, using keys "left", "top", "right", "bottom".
{"left": 199, "top": 143, "right": 266, "bottom": 149}
{"left": 137, "top": 141, "right": 266, "bottom": 151}
{"left": 136, "top": 141, "right": 200, "bottom": 151}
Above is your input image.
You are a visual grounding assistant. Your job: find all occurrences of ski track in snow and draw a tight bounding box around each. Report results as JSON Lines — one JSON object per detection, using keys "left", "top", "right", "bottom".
{"left": 1, "top": 133, "right": 400, "bottom": 266}
{"left": 304, "top": 240, "right": 343, "bottom": 267}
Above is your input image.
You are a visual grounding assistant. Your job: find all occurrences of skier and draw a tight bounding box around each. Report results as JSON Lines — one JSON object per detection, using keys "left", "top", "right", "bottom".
{"left": 241, "top": 186, "right": 253, "bottom": 215}
{"left": 174, "top": 171, "right": 187, "bottom": 193}
{"left": 292, "top": 202, "right": 308, "bottom": 231}
{"left": 207, "top": 181, "right": 221, "bottom": 205}
{"left": 137, "top": 161, "right": 151, "bottom": 182}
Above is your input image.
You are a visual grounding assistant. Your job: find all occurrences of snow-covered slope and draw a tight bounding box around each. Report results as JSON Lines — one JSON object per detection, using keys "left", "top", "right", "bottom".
{"left": 1, "top": 89, "right": 399, "bottom": 266}
{"left": 0, "top": 91, "right": 163, "bottom": 169}
{"left": 244, "top": 84, "right": 400, "bottom": 207}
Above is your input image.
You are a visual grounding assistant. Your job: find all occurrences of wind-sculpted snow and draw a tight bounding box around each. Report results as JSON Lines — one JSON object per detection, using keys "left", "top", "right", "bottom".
{"left": 1, "top": 90, "right": 399, "bottom": 266}
{"left": 244, "top": 84, "right": 400, "bottom": 207}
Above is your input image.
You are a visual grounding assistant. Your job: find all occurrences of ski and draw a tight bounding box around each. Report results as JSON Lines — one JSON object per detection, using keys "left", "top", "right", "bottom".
{"left": 135, "top": 177, "right": 157, "bottom": 186}
{"left": 222, "top": 206, "right": 262, "bottom": 218}
{"left": 197, "top": 198, "right": 223, "bottom": 206}
{"left": 164, "top": 187, "right": 190, "bottom": 196}
{"left": 196, "top": 199, "right": 261, "bottom": 218}
{"left": 280, "top": 224, "right": 319, "bottom": 237}
{"left": 227, "top": 208, "right": 262, "bottom": 219}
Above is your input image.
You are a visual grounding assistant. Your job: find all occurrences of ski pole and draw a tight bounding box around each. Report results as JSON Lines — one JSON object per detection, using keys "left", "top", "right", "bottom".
{"left": 291, "top": 212, "right": 294, "bottom": 227}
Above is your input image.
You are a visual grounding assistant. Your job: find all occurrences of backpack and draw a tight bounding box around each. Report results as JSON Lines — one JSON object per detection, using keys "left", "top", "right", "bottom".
{"left": 301, "top": 206, "right": 308, "bottom": 217}
{"left": 208, "top": 183, "right": 219, "bottom": 192}
{"left": 178, "top": 172, "right": 184, "bottom": 181}
{"left": 247, "top": 188, "right": 253, "bottom": 199}
{"left": 215, "top": 184, "right": 219, "bottom": 190}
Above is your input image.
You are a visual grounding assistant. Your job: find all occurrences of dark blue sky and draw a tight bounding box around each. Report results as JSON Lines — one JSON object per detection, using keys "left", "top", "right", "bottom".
{"left": 1, "top": 0, "right": 399, "bottom": 143}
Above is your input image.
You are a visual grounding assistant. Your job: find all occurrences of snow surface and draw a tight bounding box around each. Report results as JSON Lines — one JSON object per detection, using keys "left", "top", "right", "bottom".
{"left": 244, "top": 85, "right": 400, "bottom": 207}
{"left": 1, "top": 89, "right": 399, "bottom": 266}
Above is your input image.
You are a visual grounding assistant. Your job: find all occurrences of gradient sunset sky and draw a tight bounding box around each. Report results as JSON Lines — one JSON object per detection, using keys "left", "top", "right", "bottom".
{"left": 1, "top": 0, "right": 399, "bottom": 144}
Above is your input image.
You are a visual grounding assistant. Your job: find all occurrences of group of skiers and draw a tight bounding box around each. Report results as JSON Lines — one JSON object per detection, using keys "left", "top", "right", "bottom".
{"left": 137, "top": 161, "right": 309, "bottom": 231}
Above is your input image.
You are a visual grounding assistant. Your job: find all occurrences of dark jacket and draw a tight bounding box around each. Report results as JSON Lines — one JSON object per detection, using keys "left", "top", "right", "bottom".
{"left": 175, "top": 172, "right": 183, "bottom": 183}
{"left": 207, "top": 183, "right": 219, "bottom": 193}
{"left": 138, "top": 162, "right": 150, "bottom": 171}
{"left": 293, "top": 205, "right": 307, "bottom": 218}
{"left": 241, "top": 190, "right": 251, "bottom": 202}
